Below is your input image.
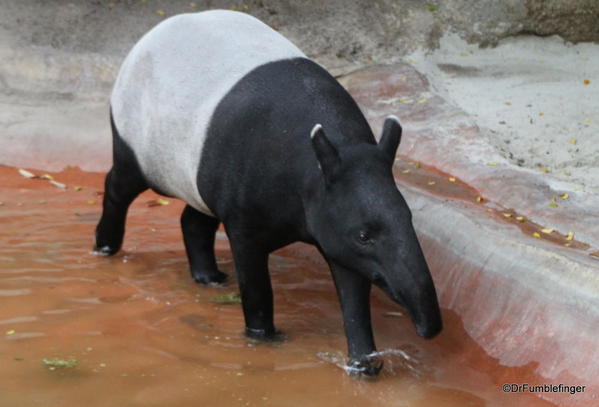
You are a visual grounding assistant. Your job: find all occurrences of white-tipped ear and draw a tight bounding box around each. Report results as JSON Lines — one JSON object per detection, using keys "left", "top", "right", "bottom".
{"left": 310, "top": 124, "right": 340, "bottom": 185}
{"left": 310, "top": 124, "right": 323, "bottom": 139}
{"left": 379, "top": 115, "right": 402, "bottom": 163}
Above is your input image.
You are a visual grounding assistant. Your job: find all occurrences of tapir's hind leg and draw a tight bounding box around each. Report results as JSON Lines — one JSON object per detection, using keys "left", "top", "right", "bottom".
{"left": 181, "top": 205, "right": 228, "bottom": 285}
{"left": 94, "top": 111, "right": 148, "bottom": 255}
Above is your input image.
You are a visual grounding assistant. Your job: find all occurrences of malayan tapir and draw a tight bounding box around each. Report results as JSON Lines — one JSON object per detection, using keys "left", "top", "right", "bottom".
{"left": 94, "top": 10, "right": 442, "bottom": 376}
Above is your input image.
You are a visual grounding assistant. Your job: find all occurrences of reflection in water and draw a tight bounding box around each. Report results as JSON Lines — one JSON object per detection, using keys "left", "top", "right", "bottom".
{"left": 0, "top": 165, "right": 555, "bottom": 407}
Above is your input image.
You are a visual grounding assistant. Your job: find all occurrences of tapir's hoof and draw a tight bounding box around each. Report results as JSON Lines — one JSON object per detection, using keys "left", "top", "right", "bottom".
{"left": 347, "top": 357, "right": 383, "bottom": 378}
{"left": 245, "top": 327, "right": 284, "bottom": 342}
{"left": 191, "top": 269, "right": 228, "bottom": 285}
{"left": 92, "top": 244, "right": 119, "bottom": 257}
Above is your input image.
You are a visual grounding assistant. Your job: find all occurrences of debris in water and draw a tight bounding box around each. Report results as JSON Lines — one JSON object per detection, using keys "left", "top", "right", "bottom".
{"left": 42, "top": 358, "right": 77, "bottom": 370}
{"left": 212, "top": 292, "right": 242, "bottom": 304}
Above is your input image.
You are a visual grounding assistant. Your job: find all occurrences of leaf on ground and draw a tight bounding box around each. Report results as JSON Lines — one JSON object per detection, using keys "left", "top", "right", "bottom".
{"left": 516, "top": 216, "right": 526, "bottom": 223}
{"left": 476, "top": 196, "right": 484, "bottom": 203}
{"left": 583, "top": 79, "right": 590, "bottom": 85}
{"left": 561, "top": 193, "right": 570, "bottom": 199}
{"left": 566, "top": 232, "right": 574, "bottom": 241}
{"left": 212, "top": 292, "right": 242, "bottom": 304}
{"left": 541, "top": 228, "right": 554, "bottom": 234}
{"left": 503, "top": 213, "right": 512, "bottom": 218}
{"left": 42, "top": 358, "right": 77, "bottom": 370}
{"left": 18, "top": 168, "right": 38, "bottom": 179}
{"left": 569, "top": 139, "right": 577, "bottom": 145}
{"left": 148, "top": 198, "right": 170, "bottom": 207}
{"left": 49, "top": 180, "right": 67, "bottom": 189}
{"left": 532, "top": 232, "right": 541, "bottom": 239}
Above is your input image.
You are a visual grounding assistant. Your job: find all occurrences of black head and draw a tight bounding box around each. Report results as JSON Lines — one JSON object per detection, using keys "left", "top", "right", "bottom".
{"left": 306, "top": 116, "right": 442, "bottom": 339}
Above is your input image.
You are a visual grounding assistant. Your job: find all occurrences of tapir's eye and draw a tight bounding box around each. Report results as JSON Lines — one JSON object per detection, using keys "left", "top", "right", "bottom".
{"left": 358, "top": 231, "right": 371, "bottom": 245}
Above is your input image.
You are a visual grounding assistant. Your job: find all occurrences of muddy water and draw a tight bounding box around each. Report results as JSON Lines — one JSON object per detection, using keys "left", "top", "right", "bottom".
{"left": 0, "top": 165, "right": 553, "bottom": 407}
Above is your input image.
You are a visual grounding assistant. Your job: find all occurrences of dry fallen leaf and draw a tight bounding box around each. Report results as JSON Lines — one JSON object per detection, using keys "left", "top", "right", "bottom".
{"left": 49, "top": 180, "right": 67, "bottom": 189}
{"left": 18, "top": 168, "right": 38, "bottom": 179}
{"left": 583, "top": 79, "right": 590, "bottom": 85}
{"left": 476, "top": 196, "right": 484, "bottom": 203}
{"left": 148, "top": 198, "right": 170, "bottom": 207}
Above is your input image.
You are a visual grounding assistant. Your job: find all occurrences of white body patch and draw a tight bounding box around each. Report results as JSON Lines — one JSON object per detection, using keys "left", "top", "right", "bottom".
{"left": 111, "top": 10, "right": 305, "bottom": 216}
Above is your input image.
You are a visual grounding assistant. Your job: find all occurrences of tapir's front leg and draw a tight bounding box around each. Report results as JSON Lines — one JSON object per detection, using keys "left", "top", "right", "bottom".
{"left": 227, "top": 228, "right": 277, "bottom": 339}
{"left": 330, "top": 262, "right": 382, "bottom": 377}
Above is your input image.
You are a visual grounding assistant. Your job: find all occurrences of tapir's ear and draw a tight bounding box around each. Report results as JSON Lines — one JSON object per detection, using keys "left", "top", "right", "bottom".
{"left": 378, "top": 115, "right": 402, "bottom": 163}
{"left": 310, "top": 124, "right": 340, "bottom": 185}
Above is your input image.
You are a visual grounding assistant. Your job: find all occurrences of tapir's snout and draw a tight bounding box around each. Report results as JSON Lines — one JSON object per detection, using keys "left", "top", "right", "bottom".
{"left": 378, "top": 240, "right": 443, "bottom": 340}
{"left": 414, "top": 307, "right": 443, "bottom": 339}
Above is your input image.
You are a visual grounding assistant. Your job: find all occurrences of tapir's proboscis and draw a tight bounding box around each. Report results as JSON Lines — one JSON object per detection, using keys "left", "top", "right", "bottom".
{"left": 94, "top": 10, "right": 442, "bottom": 376}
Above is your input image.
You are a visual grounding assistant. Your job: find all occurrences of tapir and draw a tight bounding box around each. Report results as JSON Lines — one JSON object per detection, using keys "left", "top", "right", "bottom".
{"left": 94, "top": 10, "right": 442, "bottom": 376}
